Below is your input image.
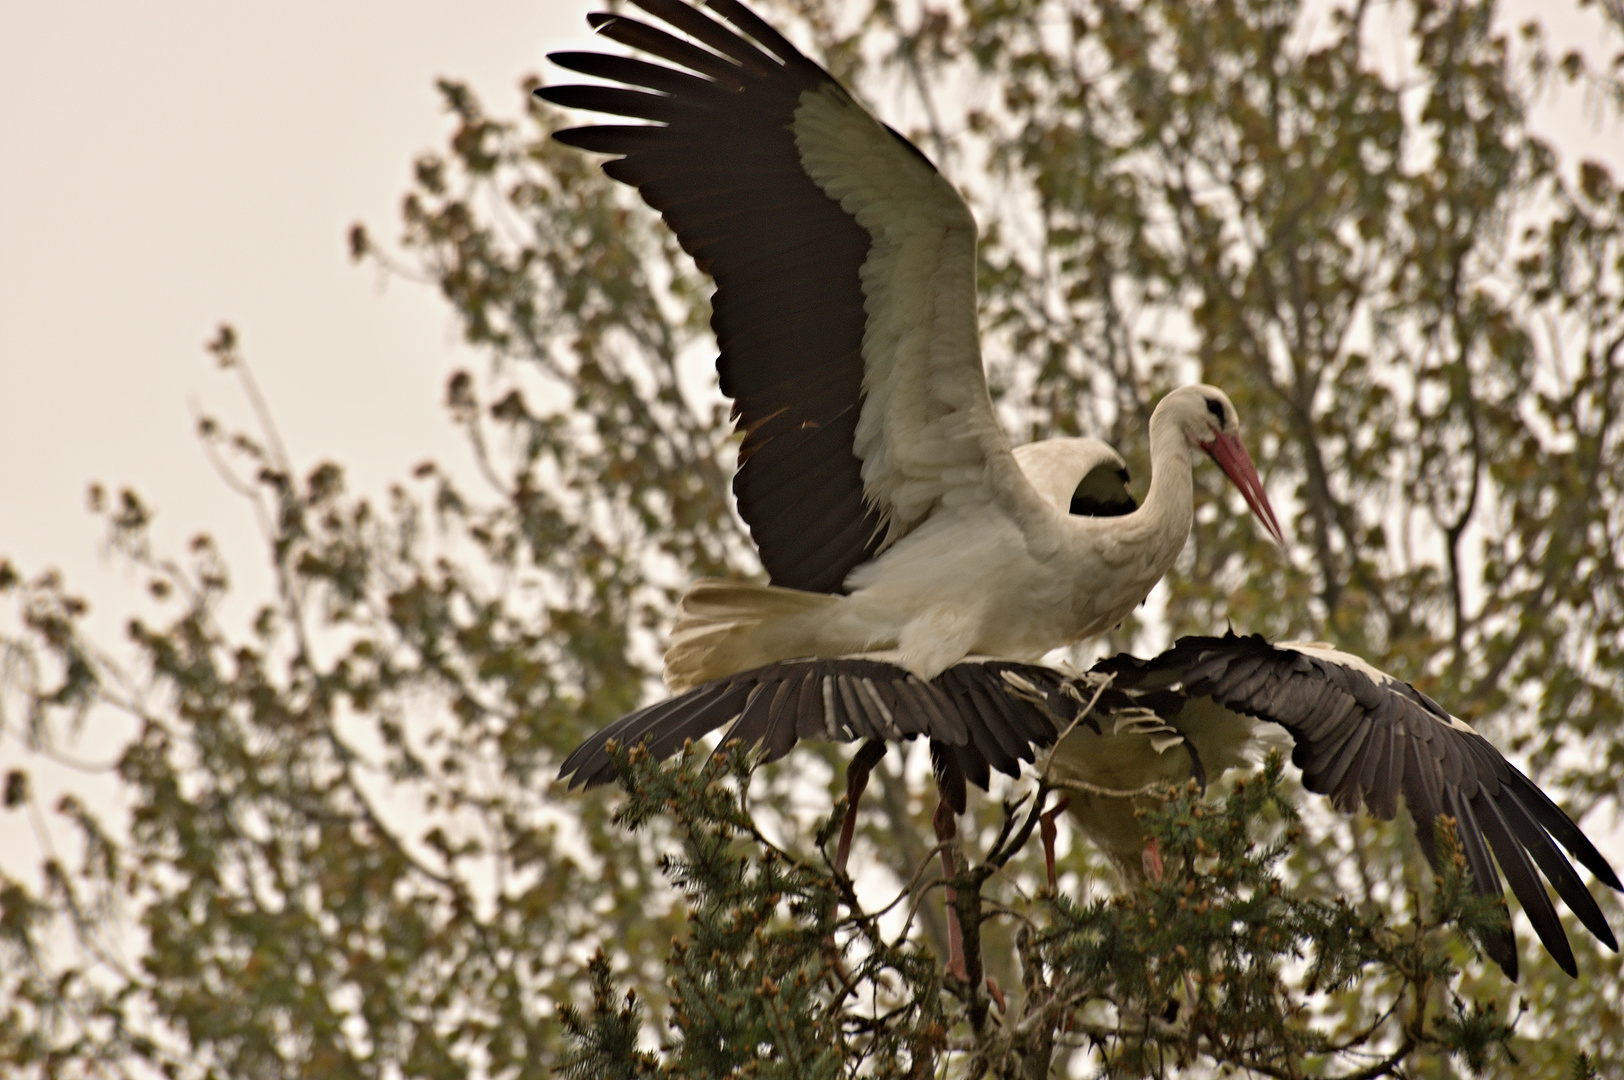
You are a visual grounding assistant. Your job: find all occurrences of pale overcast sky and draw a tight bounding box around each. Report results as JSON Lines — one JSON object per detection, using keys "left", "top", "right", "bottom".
{"left": 1, "top": 0, "right": 1619, "bottom": 644}
{"left": 0, "top": 1, "right": 593, "bottom": 646}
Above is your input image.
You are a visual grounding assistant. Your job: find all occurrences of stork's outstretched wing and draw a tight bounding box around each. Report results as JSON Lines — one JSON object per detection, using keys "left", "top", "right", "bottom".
{"left": 538, "top": 0, "right": 1037, "bottom": 594}
{"left": 1099, "top": 633, "right": 1622, "bottom": 979}
{"left": 556, "top": 656, "right": 1091, "bottom": 811}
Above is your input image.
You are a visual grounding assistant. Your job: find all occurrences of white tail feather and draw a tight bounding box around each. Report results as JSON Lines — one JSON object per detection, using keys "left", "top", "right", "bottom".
{"left": 664, "top": 579, "right": 839, "bottom": 692}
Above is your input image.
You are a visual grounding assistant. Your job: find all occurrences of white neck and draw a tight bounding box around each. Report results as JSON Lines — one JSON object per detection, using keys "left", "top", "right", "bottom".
{"left": 1117, "top": 406, "right": 1197, "bottom": 565}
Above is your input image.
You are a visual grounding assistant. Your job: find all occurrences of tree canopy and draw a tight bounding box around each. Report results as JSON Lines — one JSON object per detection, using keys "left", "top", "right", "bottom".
{"left": 3, "top": 0, "right": 1623, "bottom": 1076}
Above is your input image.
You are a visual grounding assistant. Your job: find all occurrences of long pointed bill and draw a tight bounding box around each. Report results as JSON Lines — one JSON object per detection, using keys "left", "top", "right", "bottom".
{"left": 1203, "top": 432, "right": 1286, "bottom": 545}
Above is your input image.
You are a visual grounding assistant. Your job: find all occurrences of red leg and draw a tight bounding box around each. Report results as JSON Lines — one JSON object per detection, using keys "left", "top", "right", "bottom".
{"left": 933, "top": 799, "right": 968, "bottom": 983}
{"left": 933, "top": 799, "right": 1007, "bottom": 1008}
{"left": 1040, "top": 796, "right": 1071, "bottom": 891}
{"left": 1142, "top": 836, "right": 1164, "bottom": 883}
{"left": 835, "top": 740, "right": 888, "bottom": 875}
{"left": 827, "top": 741, "right": 889, "bottom": 992}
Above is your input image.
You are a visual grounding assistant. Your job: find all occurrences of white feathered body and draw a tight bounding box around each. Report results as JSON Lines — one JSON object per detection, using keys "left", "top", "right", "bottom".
{"left": 1047, "top": 697, "right": 1289, "bottom": 884}
{"left": 666, "top": 427, "right": 1201, "bottom": 691}
{"left": 642, "top": 64, "right": 1244, "bottom": 692}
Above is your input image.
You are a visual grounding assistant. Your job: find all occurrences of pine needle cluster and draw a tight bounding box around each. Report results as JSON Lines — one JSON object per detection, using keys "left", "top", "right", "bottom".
{"left": 559, "top": 746, "right": 1530, "bottom": 1077}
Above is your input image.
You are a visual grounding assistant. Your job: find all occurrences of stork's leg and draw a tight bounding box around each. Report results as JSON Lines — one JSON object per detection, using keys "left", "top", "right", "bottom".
{"left": 1142, "top": 836, "right": 1165, "bottom": 883}
{"left": 825, "top": 740, "right": 890, "bottom": 994}
{"left": 1040, "top": 796, "right": 1071, "bottom": 891}
{"left": 932, "top": 799, "right": 968, "bottom": 983}
{"left": 933, "top": 799, "right": 1007, "bottom": 1010}
{"left": 835, "top": 739, "right": 889, "bottom": 875}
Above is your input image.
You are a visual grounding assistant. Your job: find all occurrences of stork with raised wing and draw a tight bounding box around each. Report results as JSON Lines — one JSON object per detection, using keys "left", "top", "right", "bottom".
{"left": 541, "top": 0, "right": 1282, "bottom": 683}
{"left": 541, "top": 3, "right": 1278, "bottom": 760}
{"left": 539, "top": 0, "right": 1618, "bottom": 985}
{"left": 538, "top": 0, "right": 1293, "bottom": 994}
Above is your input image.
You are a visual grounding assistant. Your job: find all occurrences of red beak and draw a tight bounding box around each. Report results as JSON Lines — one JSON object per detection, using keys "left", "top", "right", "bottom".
{"left": 1202, "top": 432, "right": 1285, "bottom": 545}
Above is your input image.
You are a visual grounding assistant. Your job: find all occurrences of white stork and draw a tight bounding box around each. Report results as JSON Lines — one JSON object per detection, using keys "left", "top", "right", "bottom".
{"left": 542, "top": 4, "right": 1276, "bottom": 757}
{"left": 539, "top": 0, "right": 1284, "bottom": 987}
{"left": 537, "top": 0, "right": 1283, "bottom": 696}
{"left": 1049, "top": 633, "right": 1622, "bottom": 981}
{"left": 540, "top": 0, "right": 1619, "bottom": 985}
{"left": 560, "top": 633, "right": 1621, "bottom": 982}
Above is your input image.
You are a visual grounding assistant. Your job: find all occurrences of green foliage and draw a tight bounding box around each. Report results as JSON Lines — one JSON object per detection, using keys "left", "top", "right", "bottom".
{"left": 2, "top": 0, "right": 1623, "bottom": 1076}
{"left": 618, "top": 743, "right": 849, "bottom": 1078}
{"left": 551, "top": 749, "right": 1531, "bottom": 1077}
{"left": 557, "top": 952, "right": 656, "bottom": 1080}
{"left": 1033, "top": 765, "right": 1524, "bottom": 1076}
{"left": 559, "top": 741, "right": 952, "bottom": 1078}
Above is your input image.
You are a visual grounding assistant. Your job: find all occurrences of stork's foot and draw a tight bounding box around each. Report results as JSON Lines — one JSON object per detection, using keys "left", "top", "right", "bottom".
{"left": 1142, "top": 836, "right": 1164, "bottom": 883}
{"left": 834, "top": 739, "right": 888, "bottom": 875}
{"left": 1040, "top": 796, "right": 1071, "bottom": 891}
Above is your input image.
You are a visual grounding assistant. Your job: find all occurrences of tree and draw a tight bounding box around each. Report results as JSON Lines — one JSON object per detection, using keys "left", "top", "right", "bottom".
{"left": 2, "top": 0, "right": 1622, "bottom": 1075}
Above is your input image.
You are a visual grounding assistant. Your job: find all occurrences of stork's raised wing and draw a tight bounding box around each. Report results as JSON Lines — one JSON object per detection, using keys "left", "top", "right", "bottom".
{"left": 556, "top": 656, "right": 1090, "bottom": 811}
{"left": 1100, "top": 633, "right": 1622, "bottom": 979}
{"left": 538, "top": 0, "right": 1030, "bottom": 594}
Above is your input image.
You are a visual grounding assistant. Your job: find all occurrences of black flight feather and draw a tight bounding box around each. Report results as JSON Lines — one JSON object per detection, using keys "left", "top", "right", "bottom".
{"left": 539, "top": 0, "right": 929, "bottom": 593}
{"left": 1097, "top": 631, "right": 1620, "bottom": 980}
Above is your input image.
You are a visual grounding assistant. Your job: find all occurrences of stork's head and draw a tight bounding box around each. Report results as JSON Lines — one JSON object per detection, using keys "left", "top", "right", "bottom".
{"left": 1161, "top": 385, "right": 1286, "bottom": 544}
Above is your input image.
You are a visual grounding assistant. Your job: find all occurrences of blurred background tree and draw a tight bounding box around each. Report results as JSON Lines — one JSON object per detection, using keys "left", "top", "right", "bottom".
{"left": 2, "top": 0, "right": 1622, "bottom": 1075}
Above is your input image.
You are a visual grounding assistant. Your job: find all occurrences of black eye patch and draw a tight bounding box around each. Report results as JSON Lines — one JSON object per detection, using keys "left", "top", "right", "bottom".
{"left": 1204, "top": 398, "right": 1226, "bottom": 424}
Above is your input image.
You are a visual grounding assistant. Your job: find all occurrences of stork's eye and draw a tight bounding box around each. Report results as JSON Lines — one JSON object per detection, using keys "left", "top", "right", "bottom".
{"left": 1204, "top": 398, "right": 1225, "bottom": 424}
